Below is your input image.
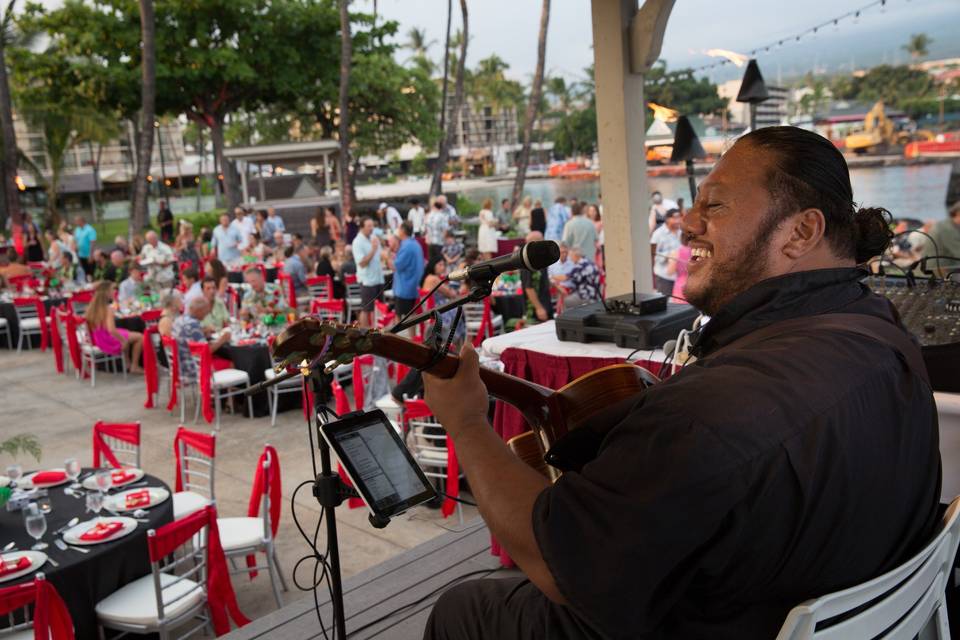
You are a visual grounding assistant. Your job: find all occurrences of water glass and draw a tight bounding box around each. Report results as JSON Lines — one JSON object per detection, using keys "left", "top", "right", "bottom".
{"left": 5, "top": 464, "right": 22, "bottom": 488}
{"left": 65, "top": 458, "right": 82, "bottom": 490}
{"left": 95, "top": 469, "right": 112, "bottom": 493}
{"left": 85, "top": 490, "right": 104, "bottom": 521}
{"left": 24, "top": 504, "right": 47, "bottom": 551}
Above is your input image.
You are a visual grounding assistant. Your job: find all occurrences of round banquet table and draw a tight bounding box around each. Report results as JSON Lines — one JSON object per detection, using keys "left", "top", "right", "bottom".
{"left": 0, "top": 296, "right": 67, "bottom": 349}
{"left": 227, "top": 266, "right": 277, "bottom": 284}
{"left": 115, "top": 314, "right": 147, "bottom": 334}
{"left": 218, "top": 341, "right": 300, "bottom": 418}
{"left": 0, "top": 470, "right": 174, "bottom": 640}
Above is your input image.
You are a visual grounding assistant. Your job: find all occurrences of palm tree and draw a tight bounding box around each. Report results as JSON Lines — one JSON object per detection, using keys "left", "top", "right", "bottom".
{"left": 337, "top": 0, "right": 354, "bottom": 214}
{"left": 430, "top": 1, "right": 467, "bottom": 197}
{"left": 545, "top": 76, "right": 574, "bottom": 116}
{"left": 406, "top": 27, "right": 435, "bottom": 59}
{"left": 130, "top": 0, "right": 155, "bottom": 235}
{"left": 0, "top": 0, "right": 21, "bottom": 244}
{"left": 510, "top": 0, "right": 550, "bottom": 210}
{"left": 902, "top": 33, "right": 932, "bottom": 61}
{"left": 429, "top": 0, "right": 454, "bottom": 197}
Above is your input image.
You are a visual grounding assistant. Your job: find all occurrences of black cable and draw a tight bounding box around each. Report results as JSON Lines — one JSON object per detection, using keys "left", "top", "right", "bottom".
{"left": 346, "top": 568, "right": 501, "bottom": 638}
{"left": 890, "top": 229, "right": 942, "bottom": 276}
{"left": 436, "top": 491, "right": 477, "bottom": 507}
{"left": 395, "top": 276, "right": 451, "bottom": 329}
{"left": 290, "top": 480, "right": 332, "bottom": 640}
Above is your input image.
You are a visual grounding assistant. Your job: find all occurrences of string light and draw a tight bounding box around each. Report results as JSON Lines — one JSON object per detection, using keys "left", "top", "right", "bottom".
{"left": 691, "top": 0, "right": 896, "bottom": 74}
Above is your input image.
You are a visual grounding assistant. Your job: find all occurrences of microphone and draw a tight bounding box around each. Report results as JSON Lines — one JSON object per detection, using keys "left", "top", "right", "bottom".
{"left": 448, "top": 241, "right": 560, "bottom": 282}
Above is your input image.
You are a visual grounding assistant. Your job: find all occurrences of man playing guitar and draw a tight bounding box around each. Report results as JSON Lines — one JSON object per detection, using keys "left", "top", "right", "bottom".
{"left": 420, "top": 127, "right": 941, "bottom": 639}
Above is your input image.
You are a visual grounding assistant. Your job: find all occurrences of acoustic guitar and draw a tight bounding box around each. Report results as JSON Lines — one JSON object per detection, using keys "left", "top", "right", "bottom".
{"left": 271, "top": 317, "right": 658, "bottom": 479}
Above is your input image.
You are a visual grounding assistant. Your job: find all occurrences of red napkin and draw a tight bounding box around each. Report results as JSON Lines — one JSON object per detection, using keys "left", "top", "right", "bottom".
{"left": 0, "top": 557, "right": 30, "bottom": 577}
{"left": 110, "top": 469, "right": 137, "bottom": 485}
{"left": 124, "top": 489, "right": 151, "bottom": 509}
{"left": 31, "top": 471, "right": 67, "bottom": 485}
{"left": 80, "top": 521, "right": 123, "bottom": 541}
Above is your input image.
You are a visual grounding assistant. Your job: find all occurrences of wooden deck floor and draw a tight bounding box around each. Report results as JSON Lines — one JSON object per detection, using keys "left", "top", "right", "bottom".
{"left": 225, "top": 518, "right": 518, "bottom": 640}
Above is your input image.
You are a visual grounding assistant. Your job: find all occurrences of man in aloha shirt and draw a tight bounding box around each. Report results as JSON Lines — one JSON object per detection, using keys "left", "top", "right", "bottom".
{"left": 563, "top": 246, "right": 602, "bottom": 308}
{"left": 240, "top": 267, "right": 288, "bottom": 318}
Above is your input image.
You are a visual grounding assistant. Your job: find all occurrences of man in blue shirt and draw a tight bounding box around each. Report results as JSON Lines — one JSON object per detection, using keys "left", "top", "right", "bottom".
{"left": 284, "top": 244, "right": 311, "bottom": 298}
{"left": 544, "top": 197, "right": 570, "bottom": 242}
{"left": 389, "top": 221, "right": 425, "bottom": 318}
{"left": 73, "top": 215, "right": 97, "bottom": 280}
{"left": 351, "top": 216, "right": 384, "bottom": 327}
{"left": 211, "top": 213, "right": 244, "bottom": 264}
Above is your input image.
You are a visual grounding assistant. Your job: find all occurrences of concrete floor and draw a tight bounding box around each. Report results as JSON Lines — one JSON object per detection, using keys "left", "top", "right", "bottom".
{"left": 0, "top": 347, "right": 479, "bottom": 627}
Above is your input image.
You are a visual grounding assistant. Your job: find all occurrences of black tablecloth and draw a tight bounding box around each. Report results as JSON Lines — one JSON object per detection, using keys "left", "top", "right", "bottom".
{"left": 0, "top": 297, "right": 67, "bottom": 349}
{"left": 227, "top": 267, "right": 277, "bottom": 284}
{"left": 1, "top": 471, "right": 174, "bottom": 639}
{"left": 218, "top": 342, "right": 300, "bottom": 418}
{"left": 115, "top": 315, "right": 147, "bottom": 334}
{"left": 492, "top": 295, "right": 525, "bottom": 324}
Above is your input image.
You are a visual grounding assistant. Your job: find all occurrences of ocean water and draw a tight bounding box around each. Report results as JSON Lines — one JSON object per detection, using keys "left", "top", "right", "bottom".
{"left": 461, "top": 162, "right": 955, "bottom": 222}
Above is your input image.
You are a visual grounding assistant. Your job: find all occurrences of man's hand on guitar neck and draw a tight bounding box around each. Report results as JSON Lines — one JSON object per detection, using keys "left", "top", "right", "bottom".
{"left": 423, "top": 343, "right": 567, "bottom": 605}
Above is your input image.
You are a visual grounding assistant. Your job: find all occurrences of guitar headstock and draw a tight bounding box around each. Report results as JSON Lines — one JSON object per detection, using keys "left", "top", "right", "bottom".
{"left": 271, "top": 317, "right": 382, "bottom": 373}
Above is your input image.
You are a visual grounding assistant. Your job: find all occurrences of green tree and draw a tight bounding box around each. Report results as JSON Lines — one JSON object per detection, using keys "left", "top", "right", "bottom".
{"left": 130, "top": 0, "right": 155, "bottom": 234}
{"left": 903, "top": 33, "right": 932, "bottom": 61}
{"left": 431, "top": 1, "right": 467, "bottom": 196}
{"left": 511, "top": 0, "right": 550, "bottom": 209}
{"left": 644, "top": 61, "right": 726, "bottom": 118}
{"left": 548, "top": 65, "right": 596, "bottom": 158}
{"left": 405, "top": 26, "right": 436, "bottom": 75}
{"left": 468, "top": 55, "right": 525, "bottom": 110}
{"left": 338, "top": 0, "right": 354, "bottom": 211}
{"left": 854, "top": 64, "right": 934, "bottom": 109}
{"left": 0, "top": 0, "right": 21, "bottom": 236}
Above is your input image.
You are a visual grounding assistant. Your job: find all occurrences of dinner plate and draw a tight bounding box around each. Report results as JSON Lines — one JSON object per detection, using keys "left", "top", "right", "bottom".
{"left": 63, "top": 517, "right": 138, "bottom": 546}
{"left": 82, "top": 468, "right": 145, "bottom": 491}
{"left": 0, "top": 551, "right": 49, "bottom": 583}
{"left": 19, "top": 469, "right": 70, "bottom": 489}
{"left": 103, "top": 486, "right": 170, "bottom": 512}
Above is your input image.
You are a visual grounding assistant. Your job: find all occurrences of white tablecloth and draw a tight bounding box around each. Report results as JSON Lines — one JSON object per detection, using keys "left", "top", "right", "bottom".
{"left": 481, "top": 320, "right": 668, "bottom": 363}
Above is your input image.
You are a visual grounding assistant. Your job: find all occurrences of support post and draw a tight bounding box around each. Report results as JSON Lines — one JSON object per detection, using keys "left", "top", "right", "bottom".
{"left": 323, "top": 152, "right": 331, "bottom": 195}
{"left": 258, "top": 161, "right": 266, "bottom": 203}
{"left": 590, "top": 0, "right": 673, "bottom": 296}
{"left": 239, "top": 160, "right": 249, "bottom": 206}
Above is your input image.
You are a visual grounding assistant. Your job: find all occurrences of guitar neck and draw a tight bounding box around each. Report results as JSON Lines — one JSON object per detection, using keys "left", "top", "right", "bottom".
{"left": 372, "top": 333, "right": 552, "bottom": 419}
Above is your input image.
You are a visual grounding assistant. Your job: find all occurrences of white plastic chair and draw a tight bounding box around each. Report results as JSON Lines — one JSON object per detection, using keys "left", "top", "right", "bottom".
{"left": 0, "top": 316, "right": 10, "bottom": 350}
{"left": 406, "top": 410, "right": 464, "bottom": 525}
{"left": 463, "top": 300, "right": 503, "bottom": 344}
{"left": 187, "top": 344, "right": 254, "bottom": 429}
{"left": 172, "top": 432, "right": 216, "bottom": 520}
{"left": 344, "top": 277, "right": 362, "bottom": 321}
{"left": 13, "top": 300, "right": 43, "bottom": 353}
{"left": 264, "top": 368, "right": 301, "bottom": 426}
{"left": 0, "top": 572, "right": 50, "bottom": 640}
{"left": 96, "top": 517, "right": 211, "bottom": 640}
{"left": 217, "top": 449, "right": 288, "bottom": 609}
{"left": 93, "top": 421, "right": 142, "bottom": 469}
{"left": 78, "top": 323, "right": 127, "bottom": 388}
{"left": 775, "top": 497, "right": 960, "bottom": 640}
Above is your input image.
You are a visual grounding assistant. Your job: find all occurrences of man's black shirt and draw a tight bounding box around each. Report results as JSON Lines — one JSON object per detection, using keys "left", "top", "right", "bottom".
{"left": 532, "top": 268, "right": 941, "bottom": 639}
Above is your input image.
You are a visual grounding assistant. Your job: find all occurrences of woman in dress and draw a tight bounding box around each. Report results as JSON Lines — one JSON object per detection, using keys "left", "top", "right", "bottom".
{"left": 324, "top": 207, "right": 342, "bottom": 245}
{"left": 512, "top": 196, "right": 533, "bottom": 235}
{"left": 477, "top": 198, "right": 499, "bottom": 259}
{"left": 310, "top": 208, "right": 332, "bottom": 248}
{"left": 23, "top": 213, "right": 43, "bottom": 262}
{"left": 175, "top": 221, "right": 200, "bottom": 266}
{"left": 530, "top": 199, "right": 546, "bottom": 235}
{"left": 85, "top": 280, "right": 144, "bottom": 373}
{"left": 421, "top": 257, "right": 465, "bottom": 343}
{"left": 204, "top": 258, "right": 230, "bottom": 299}
{"left": 343, "top": 209, "right": 359, "bottom": 245}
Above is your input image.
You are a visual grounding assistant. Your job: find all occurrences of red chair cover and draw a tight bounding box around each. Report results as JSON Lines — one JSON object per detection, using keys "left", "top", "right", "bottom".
{"left": 331, "top": 382, "right": 364, "bottom": 509}
{"left": 471, "top": 298, "right": 495, "bottom": 348}
{"left": 8, "top": 275, "right": 38, "bottom": 292}
{"left": 58, "top": 310, "right": 82, "bottom": 374}
{"left": 92, "top": 421, "right": 140, "bottom": 469}
{"left": 49, "top": 306, "right": 64, "bottom": 374}
{"left": 374, "top": 300, "right": 395, "bottom": 329}
{"left": 404, "top": 399, "right": 458, "bottom": 518}
{"left": 162, "top": 336, "right": 181, "bottom": 412}
{"left": 351, "top": 355, "right": 374, "bottom": 413}
{"left": 147, "top": 505, "right": 249, "bottom": 636}
{"left": 0, "top": 575, "right": 74, "bottom": 640}
{"left": 306, "top": 275, "right": 333, "bottom": 301}
{"left": 173, "top": 426, "right": 216, "bottom": 493}
{"left": 141, "top": 309, "right": 163, "bottom": 324}
{"left": 14, "top": 297, "right": 48, "bottom": 351}
{"left": 277, "top": 271, "right": 297, "bottom": 309}
{"left": 244, "top": 445, "right": 281, "bottom": 578}
{"left": 189, "top": 342, "right": 215, "bottom": 424}
{"left": 142, "top": 326, "right": 160, "bottom": 408}
{"left": 310, "top": 298, "right": 345, "bottom": 318}
{"left": 68, "top": 290, "right": 93, "bottom": 314}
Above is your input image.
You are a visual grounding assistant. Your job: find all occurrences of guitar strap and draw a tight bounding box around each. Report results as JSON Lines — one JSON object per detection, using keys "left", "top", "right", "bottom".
{"left": 700, "top": 313, "right": 930, "bottom": 386}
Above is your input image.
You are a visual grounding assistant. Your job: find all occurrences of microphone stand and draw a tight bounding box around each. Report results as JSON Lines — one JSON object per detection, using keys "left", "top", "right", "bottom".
{"left": 389, "top": 280, "right": 493, "bottom": 335}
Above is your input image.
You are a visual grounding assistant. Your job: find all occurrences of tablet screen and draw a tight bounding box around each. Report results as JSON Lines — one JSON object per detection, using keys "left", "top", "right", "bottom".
{"left": 321, "top": 410, "right": 435, "bottom": 518}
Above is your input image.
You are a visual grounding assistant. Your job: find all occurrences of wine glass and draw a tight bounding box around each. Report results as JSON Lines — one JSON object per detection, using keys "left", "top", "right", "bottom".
{"left": 65, "top": 458, "right": 82, "bottom": 491}
{"left": 95, "top": 469, "right": 112, "bottom": 493}
{"left": 5, "top": 464, "right": 22, "bottom": 489}
{"left": 85, "top": 491, "right": 104, "bottom": 522}
{"left": 23, "top": 504, "right": 48, "bottom": 550}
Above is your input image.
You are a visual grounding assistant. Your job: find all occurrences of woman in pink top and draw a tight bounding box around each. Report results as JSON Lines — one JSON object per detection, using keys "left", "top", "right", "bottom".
{"left": 670, "top": 243, "right": 691, "bottom": 304}
{"left": 84, "top": 280, "right": 144, "bottom": 372}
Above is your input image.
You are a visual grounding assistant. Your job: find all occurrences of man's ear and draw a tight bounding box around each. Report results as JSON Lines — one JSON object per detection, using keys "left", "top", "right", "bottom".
{"left": 781, "top": 208, "right": 826, "bottom": 259}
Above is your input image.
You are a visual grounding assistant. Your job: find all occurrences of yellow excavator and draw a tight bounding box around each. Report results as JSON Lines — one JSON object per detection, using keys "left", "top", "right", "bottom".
{"left": 845, "top": 101, "right": 934, "bottom": 154}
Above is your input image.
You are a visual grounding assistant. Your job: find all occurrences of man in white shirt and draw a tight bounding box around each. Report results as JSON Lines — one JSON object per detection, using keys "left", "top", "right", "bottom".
{"left": 379, "top": 202, "right": 403, "bottom": 232}
{"left": 650, "top": 208, "right": 683, "bottom": 297}
{"left": 230, "top": 207, "right": 254, "bottom": 249}
{"left": 351, "top": 216, "right": 384, "bottom": 328}
{"left": 436, "top": 194, "right": 460, "bottom": 228}
{"left": 139, "top": 230, "right": 175, "bottom": 287}
{"left": 211, "top": 213, "right": 244, "bottom": 264}
{"left": 118, "top": 263, "right": 146, "bottom": 303}
{"left": 648, "top": 191, "right": 678, "bottom": 233}
{"left": 265, "top": 206, "right": 285, "bottom": 234}
{"left": 407, "top": 198, "right": 426, "bottom": 235}
{"left": 181, "top": 265, "right": 203, "bottom": 307}
{"left": 561, "top": 202, "right": 597, "bottom": 261}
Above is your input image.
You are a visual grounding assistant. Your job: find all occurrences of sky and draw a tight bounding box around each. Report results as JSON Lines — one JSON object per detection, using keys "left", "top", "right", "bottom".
{"left": 373, "top": 0, "right": 960, "bottom": 84}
